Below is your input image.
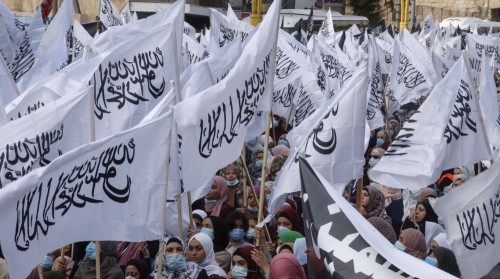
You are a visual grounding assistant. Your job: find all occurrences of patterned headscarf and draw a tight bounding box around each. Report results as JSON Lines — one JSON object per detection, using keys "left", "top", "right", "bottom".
{"left": 364, "top": 186, "right": 392, "bottom": 224}
{"left": 400, "top": 228, "right": 427, "bottom": 260}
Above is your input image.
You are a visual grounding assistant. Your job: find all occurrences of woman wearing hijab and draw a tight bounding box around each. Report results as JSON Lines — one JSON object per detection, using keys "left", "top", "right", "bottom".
{"left": 188, "top": 233, "right": 227, "bottom": 279}
{"left": 74, "top": 241, "right": 124, "bottom": 279}
{"left": 276, "top": 231, "right": 303, "bottom": 254}
{"left": 152, "top": 236, "right": 208, "bottom": 279}
{"left": 430, "top": 233, "right": 450, "bottom": 250}
{"left": 427, "top": 247, "right": 461, "bottom": 277}
{"left": 193, "top": 176, "right": 233, "bottom": 220}
{"left": 417, "top": 187, "right": 437, "bottom": 203}
{"left": 396, "top": 229, "right": 427, "bottom": 260}
{"left": 268, "top": 253, "right": 307, "bottom": 279}
{"left": 200, "top": 216, "right": 231, "bottom": 272}
{"left": 276, "top": 207, "right": 303, "bottom": 236}
{"left": 226, "top": 246, "right": 263, "bottom": 279}
{"left": 249, "top": 150, "right": 264, "bottom": 184}
{"left": 401, "top": 199, "right": 439, "bottom": 235}
{"left": 359, "top": 186, "right": 393, "bottom": 225}
{"left": 224, "top": 165, "right": 251, "bottom": 209}
{"left": 124, "top": 259, "right": 150, "bottom": 279}
{"left": 368, "top": 217, "right": 397, "bottom": 244}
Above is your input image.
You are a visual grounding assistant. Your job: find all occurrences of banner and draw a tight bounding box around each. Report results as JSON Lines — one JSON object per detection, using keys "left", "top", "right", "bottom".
{"left": 100, "top": 0, "right": 123, "bottom": 28}
{"left": 317, "top": 8, "right": 335, "bottom": 45}
{"left": 0, "top": 112, "right": 171, "bottom": 279}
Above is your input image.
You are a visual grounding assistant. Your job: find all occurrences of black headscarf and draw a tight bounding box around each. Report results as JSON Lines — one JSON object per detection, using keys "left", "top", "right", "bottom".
{"left": 415, "top": 200, "right": 439, "bottom": 235}
{"left": 208, "top": 216, "right": 229, "bottom": 253}
{"left": 433, "top": 247, "right": 461, "bottom": 277}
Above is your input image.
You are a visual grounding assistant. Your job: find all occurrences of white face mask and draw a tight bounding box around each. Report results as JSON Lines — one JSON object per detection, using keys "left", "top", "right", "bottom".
{"left": 125, "top": 276, "right": 136, "bottom": 279}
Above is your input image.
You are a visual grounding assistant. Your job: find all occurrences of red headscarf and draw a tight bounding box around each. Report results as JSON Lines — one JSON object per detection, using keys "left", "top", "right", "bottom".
{"left": 269, "top": 253, "right": 307, "bottom": 279}
{"left": 278, "top": 207, "right": 303, "bottom": 234}
{"left": 233, "top": 246, "right": 259, "bottom": 279}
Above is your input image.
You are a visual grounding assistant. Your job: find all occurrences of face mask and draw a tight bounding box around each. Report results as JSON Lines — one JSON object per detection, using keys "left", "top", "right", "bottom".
{"left": 39, "top": 255, "right": 53, "bottom": 269}
{"left": 424, "top": 256, "right": 438, "bottom": 266}
{"left": 166, "top": 253, "right": 187, "bottom": 271}
{"left": 277, "top": 226, "right": 290, "bottom": 236}
{"left": 199, "top": 257, "right": 210, "bottom": 267}
{"left": 200, "top": 227, "right": 214, "bottom": 239}
{"left": 398, "top": 109, "right": 406, "bottom": 116}
{"left": 278, "top": 140, "right": 289, "bottom": 147}
{"left": 247, "top": 138, "right": 258, "bottom": 147}
{"left": 232, "top": 265, "right": 248, "bottom": 278}
{"left": 246, "top": 228, "right": 255, "bottom": 240}
{"left": 369, "top": 157, "right": 379, "bottom": 167}
{"left": 376, "top": 138, "right": 384, "bottom": 147}
{"left": 204, "top": 199, "right": 217, "bottom": 206}
{"left": 247, "top": 205, "right": 259, "bottom": 213}
{"left": 273, "top": 119, "right": 279, "bottom": 128}
{"left": 255, "top": 160, "right": 263, "bottom": 169}
{"left": 230, "top": 228, "right": 245, "bottom": 241}
{"left": 86, "top": 242, "right": 96, "bottom": 260}
{"left": 394, "top": 241, "right": 406, "bottom": 251}
{"left": 125, "top": 277, "right": 136, "bottom": 279}
{"left": 227, "top": 179, "right": 239, "bottom": 187}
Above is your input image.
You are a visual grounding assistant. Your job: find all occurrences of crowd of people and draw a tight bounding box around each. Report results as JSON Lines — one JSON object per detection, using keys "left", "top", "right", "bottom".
{"left": 3, "top": 107, "right": 494, "bottom": 279}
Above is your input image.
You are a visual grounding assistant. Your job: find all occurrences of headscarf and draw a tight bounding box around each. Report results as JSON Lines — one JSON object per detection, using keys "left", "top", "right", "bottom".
{"left": 207, "top": 216, "right": 229, "bottom": 253}
{"left": 188, "top": 233, "right": 226, "bottom": 277}
{"left": 249, "top": 150, "right": 264, "bottom": 181}
{"left": 368, "top": 217, "right": 397, "bottom": 244}
{"left": 152, "top": 236, "right": 203, "bottom": 279}
{"left": 433, "top": 247, "right": 461, "bottom": 277}
{"left": 278, "top": 231, "right": 304, "bottom": 246}
{"left": 269, "top": 253, "right": 307, "bottom": 279}
{"left": 293, "top": 238, "right": 307, "bottom": 266}
{"left": 192, "top": 209, "right": 208, "bottom": 221}
{"left": 125, "top": 259, "right": 151, "bottom": 279}
{"left": 278, "top": 208, "right": 303, "bottom": 234}
{"left": 74, "top": 241, "right": 123, "bottom": 279}
{"left": 433, "top": 233, "right": 450, "bottom": 249}
{"left": 400, "top": 229, "right": 427, "bottom": 260}
{"left": 233, "top": 246, "right": 259, "bottom": 279}
{"left": 370, "top": 148, "right": 386, "bottom": 157}
{"left": 424, "top": 222, "right": 446, "bottom": 250}
{"left": 417, "top": 187, "right": 437, "bottom": 203}
{"left": 271, "top": 145, "right": 290, "bottom": 156}
{"left": 206, "top": 176, "right": 228, "bottom": 216}
{"left": 416, "top": 200, "right": 439, "bottom": 225}
{"left": 378, "top": 185, "right": 402, "bottom": 207}
{"left": 364, "top": 186, "right": 392, "bottom": 224}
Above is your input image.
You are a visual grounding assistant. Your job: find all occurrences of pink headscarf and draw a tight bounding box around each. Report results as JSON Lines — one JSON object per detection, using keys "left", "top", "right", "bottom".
{"left": 206, "top": 176, "right": 228, "bottom": 216}
{"left": 272, "top": 145, "right": 290, "bottom": 156}
{"left": 269, "top": 253, "right": 307, "bottom": 279}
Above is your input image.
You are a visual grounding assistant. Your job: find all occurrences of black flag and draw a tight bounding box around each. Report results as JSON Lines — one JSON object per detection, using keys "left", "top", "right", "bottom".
{"left": 299, "top": 158, "right": 421, "bottom": 278}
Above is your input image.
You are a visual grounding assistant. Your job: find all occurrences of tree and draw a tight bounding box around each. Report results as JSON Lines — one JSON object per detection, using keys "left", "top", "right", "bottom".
{"left": 348, "top": 0, "right": 382, "bottom": 27}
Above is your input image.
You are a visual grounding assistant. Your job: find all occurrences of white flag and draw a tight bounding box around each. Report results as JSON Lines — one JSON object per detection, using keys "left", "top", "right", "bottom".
{"left": 0, "top": 1, "right": 26, "bottom": 48}
{"left": 72, "top": 19, "right": 93, "bottom": 61}
{"left": 17, "top": 0, "right": 74, "bottom": 92}
{"left": 370, "top": 54, "right": 492, "bottom": 190}
{"left": 317, "top": 8, "right": 335, "bottom": 45}
{"left": 466, "top": 33, "right": 500, "bottom": 70}
{"left": 226, "top": 3, "right": 239, "bottom": 20}
{"left": 374, "top": 34, "right": 393, "bottom": 75}
{"left": 100, "top": 0, "right": 123, "bottom": 28}
{"left": 174, "top": 0, "right": 281, "bottom": 191}
{"left": 434, "top": 161, "right": 500, "bottom": 279}
{"left": 263, "top": 62, "right": 369, "bottom": 225}
{"left": 120, "top": 1, "right": 132, "bottom": 24}
{"left": 0, "top": 87, "right": 92, "bottom": 190}
{"left": 209, "top": 8, "right": 253, "bottom": 52}
{"left": 8, "top": 32, "right": 36, "bottom": 86}
{"left": 367, "top": 37, "right": 386, "bottom": 130}
{"left": 0, "top": 16, "right": 15, "bottom": 65}
{"left": 27, "top": 6, "right": 46, "bottom": 54}
{"left": 0, "top": 112, "right": 171, "bottom": 279}
{"left": 388, "top": 37, "right": 435, "bottom": 107}
{"left": 181, "top": 33, "right": 209, "bottom": 71}
{"left": 0, "top": 52, "right": 20, "bottom": 109}
{"left": 91, "top": 23, "right": 178, "bottom": 139}
{"left": 183, "top": 21, "right": 197, "bottom": 39}
{"left": 478, "top": 54, "right": 500, "bottom": 158}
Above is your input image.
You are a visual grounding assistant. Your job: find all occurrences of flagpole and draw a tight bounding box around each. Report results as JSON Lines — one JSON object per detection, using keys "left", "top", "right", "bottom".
{"left": 157, "top": 108, "right": 175, "bottom": 278}
{"left": 95, "top": 241, "right": 101, "bottom": 279}
{"left": 177, "top": 193, "right": 184, "bottom": 240}
{"left": 256, "top": 111, "right": 271, "bottom": 249}
{"left": 37, "top": 266, "right": 44, "bottom": 279}
{"left": 241, "top": 147, "right": 248, "bottom": 207}
{"left": 187, "top": 191, "right": 195, "bottom": 229}
{"left": 355, "top": 178, "right": 363, "bottom": 210}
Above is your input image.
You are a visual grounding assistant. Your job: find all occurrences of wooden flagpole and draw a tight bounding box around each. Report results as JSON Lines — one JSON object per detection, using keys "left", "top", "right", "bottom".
{"left": 37, "top": 266, "right": 44, "bottom": 279}
{"left": 177, "top": 193, "right": 183, "bottom": 240}
{"left": 187, "top": 191, "right": 195, "bottom": 229}
{"left": 355, "top": 179, "right": 363, "bottom": 210}
{"left": 241, "top": 147, "right": 248, "bottom": 207}
{"left": 256, "top": 111, "right": 272, "bottom": 249}
{"left": 95, "top": 241, "right": 101, "bottom": 279}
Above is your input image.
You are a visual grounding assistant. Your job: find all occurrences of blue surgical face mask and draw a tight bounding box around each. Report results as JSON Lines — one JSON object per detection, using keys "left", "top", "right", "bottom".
{"left": 247, "top": 138, "right": 258, "bottom": 147}
{"left": 246, "top": 228, "right": 255, "bottom": 241}
{"left": 424, "top": 256, "right": 438, "bottom": 266}
{"left": 204, "top": 199, "right": 217, "bottom": 206}
{"left": 200, "top": 227, "right": 214, "bottom": 239}
{"left": 232, "top": 265, "right": 248, "bottom": 278}
{"left": 369, "top": 157, "right": 379, "bottom": 167}
{"left": 86, "top": 242, "right": 96, "bottom": 260}
{"left": 376, "top": 138, "right": 384, "bottom": 147}
{"left": 39, "top": 255, "right": 53, "bottom": 269}
{"left": 277, "top": 226, "right": 290, "bottom": 236}
{"left": 199, "top": 257, "right": 210, "bottom": 267}
{"left": 230, "top": 228, "right": 245, "bottom": 241}
{"left": 248, "top": 205, "right": 259, "bottom": 213}
{"left": 255, "top": 160, "right": 263, "bottom": 169}
{"left": 278, "top": 140, "right": 289, "bottom": 147}
{"left": 227, "top": 179, "right": 239, "bottom": 187}
{"left": 273, "top": 119, "right": 279, "bottom": 128}
{"left": 394, "top": 241, "right": 406, "bottom": 251}
{"left": 166, "top": 253, "right": 187, "bottom": 271}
